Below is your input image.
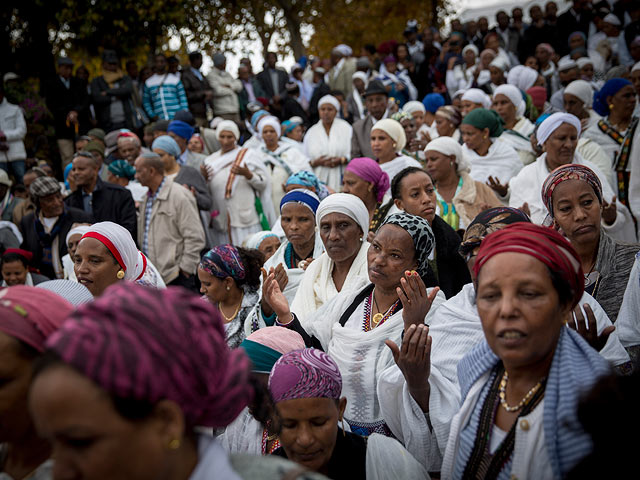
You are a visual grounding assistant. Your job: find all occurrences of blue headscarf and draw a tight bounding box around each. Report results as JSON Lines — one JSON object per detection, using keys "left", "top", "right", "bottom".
{"left": 593, "top": 78, "right": 632, "bottom": 116}
{"left": 251, "top": 110, "right": 270, "bottom": 130}
{"left": 285, "top": 171, "right": 330, "bottom": 200}
{"left": 152, "top": 135, "right": 181, "bottom": 158}
{"left": 422, "top": 93, "right": 445, "bottom": 113}
{"left": 63, "top": 163, "right": 73, "bottom": 189}
{"left": 282, "top": 119, "right": 301, "bottom": 135}
{"left": 167, "top": 120, "right": 194, "bottom": 140}
{"left": 279, "top": 188, "right": 320, "bottom": 215}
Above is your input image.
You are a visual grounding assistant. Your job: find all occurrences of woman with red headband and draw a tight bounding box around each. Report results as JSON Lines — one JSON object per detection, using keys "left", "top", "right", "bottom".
{"left": 73, "top": 221, "right": 165, "bottom": 296}
{"left": 440, "top": 223, "right": 611, "bottom": 479}
{"left": 1, "top": 248, "right": 49, "bottom": 286}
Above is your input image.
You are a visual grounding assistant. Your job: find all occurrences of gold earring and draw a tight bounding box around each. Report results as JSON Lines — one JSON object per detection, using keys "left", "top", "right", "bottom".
{"left": 609, "top": 104, "right": 614, "bottom": 110}
{"left": 226, "top": 286, "right": 230, "bottom": 291}
{"left": 116, "top": 270, "right": 125, "bottom": 279}
{"left": 393, "top": 143, "right": 397, "bottom": 148}
{"left": 168, "top": 438, "right": 181, "bottom": 450}
{"left": 483, "top": 135, "right": 487, "bottom": 139}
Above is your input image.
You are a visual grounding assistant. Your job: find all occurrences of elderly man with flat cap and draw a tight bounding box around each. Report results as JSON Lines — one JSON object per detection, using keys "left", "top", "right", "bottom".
{"left": 19, "top": 176, "right": 92, "bottom": 279}
{"left": 207, "top": 52, "right": 243, "bottom": 125}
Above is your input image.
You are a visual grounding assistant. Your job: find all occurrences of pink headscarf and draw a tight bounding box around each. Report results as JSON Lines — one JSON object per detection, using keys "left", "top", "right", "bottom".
{"left": 45, "top": 283, "right": 253, "bottom": 428}
{"left": 0, "top": 286, "right": 73, "bottom": 352}
{"left": 345, "top": 157, "right": 390, "bottom": 202}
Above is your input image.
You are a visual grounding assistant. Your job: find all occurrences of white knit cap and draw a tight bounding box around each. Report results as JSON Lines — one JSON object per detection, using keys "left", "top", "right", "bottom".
{"left": 461, "top": 88, "right": 492, "bottom": 109}
{"left": 371, "top": 118, "right": 407, "bottom": 152}
{"left": 216, "top": 120, "right": 240, "bottom": 140}
{"left": 318, "top": 95, "right": 341, "bottom": 111}
{"left": 536, "top": 112, "right": 582, "bottom": 146}
{"left": 564, "top": 80, "right": 594, "bottom": 108}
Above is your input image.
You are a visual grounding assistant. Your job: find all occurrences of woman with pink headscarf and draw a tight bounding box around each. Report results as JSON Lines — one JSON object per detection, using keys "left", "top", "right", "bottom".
{"left": 341, "top": 157, "right": 391, "bottom": 232}
{"left": 28, "top": 283, "right": 326, "bottom": 480}
{"left": 0, "top": 286, "right": 73, "bottom": 480}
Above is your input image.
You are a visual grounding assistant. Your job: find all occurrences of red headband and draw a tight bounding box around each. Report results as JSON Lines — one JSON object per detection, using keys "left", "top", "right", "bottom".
{"left": 3, "top": 248, "right": 33, "bottom": 262}
{"left": 81, "top": 232, "right": 126, "bottom": 271}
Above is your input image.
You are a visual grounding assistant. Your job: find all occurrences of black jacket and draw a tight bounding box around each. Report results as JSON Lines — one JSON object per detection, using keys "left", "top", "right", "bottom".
{"left": 90, "top": 74, "right": 135, "bottom": 131}
{"left": 64, "top": 177, "right": 137, "bottom": 241}
{"left": 44, "top": 76, "right": 90, "bottom": 138}
{"left": 180, "top": 68, "right": 213, "bottom": 120}
{"left": 280, "top": 96, "right": 309, "bottom": 126}
{"left": 20, "top": 207, "right": 93, "bottom": 279}
{"left": 256, "top": 68, "right": 289, "bottom": 99}
{"left": 423, "top": 215, "right": 471, "bottom": 299}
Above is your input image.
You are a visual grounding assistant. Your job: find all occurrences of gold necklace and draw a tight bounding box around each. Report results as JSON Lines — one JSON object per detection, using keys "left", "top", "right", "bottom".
{"left": 499, "top": 371, "right": 543, "bottom": 412}
{"left": 372, "top": 290, "right": 384, "bottom": 325}
{"left": 218, "top": 291, "right": 244, "bottom": 323}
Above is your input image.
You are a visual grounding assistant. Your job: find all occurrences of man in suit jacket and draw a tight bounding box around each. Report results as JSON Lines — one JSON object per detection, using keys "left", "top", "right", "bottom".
{"left": 326, "top": 46, "right": 357, "bottom": 97}
{"left": 256, "top": 52, "right": 289, "bottom": 101}
{"left": 238, "top": 64, "right": 266, "bottom": 120}
{"left": 557, "top": 0, "right": 593, "bottom": 54}
{"left": 350, "top": 80, "right": 388, "bottom": 159}
{"left": 180, "top": 52, "right": 214, "bottom": 127}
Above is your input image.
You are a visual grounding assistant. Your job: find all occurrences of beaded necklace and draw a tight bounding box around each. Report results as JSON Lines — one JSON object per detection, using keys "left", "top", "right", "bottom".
{"left": 362, "top": 290, "right": 400, "bottom": 332}
{"left": 261, "top": 427, "right": 280, "bottom": 455}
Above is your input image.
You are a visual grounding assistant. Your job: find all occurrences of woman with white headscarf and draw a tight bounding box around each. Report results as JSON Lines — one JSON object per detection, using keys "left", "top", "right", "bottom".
{"left": 370, "top": 118, "right": 421, "bottom": 187}
{"left": 290, "top": 193, "right": 371, "bottom": 324}
{"left": 62, "top": 224, "right": 91, "bottom": 281}
{"left": 507, "top": 65, "right": 542, "bottom": 92}
{"left": 460, "top": 88, "right": 492, "bottom": 117}
{"left": 445, "top": 44, "right": 480, "bottom": 94}
{"left": 508, "top": 113, "right": 636, "bottom": 242}
{"left": 253, "top": 115, "right": 312, "bottom": 210}
{"left": 348, "top": 72, "right": 368, "bottom": 122}
{"left": 303, "top": 95, "right": 353, "bottom": 191}
{"left": 492, "top": 84, "right": 536, "bottom": 165}
{"left": 424, "top": 137, "right": 501, "bottom": 231}
{"left": 563, "top": 79, "right": 601, "bottom": 130}
{"left": 203, "top": 120, "right": 275, "bottom": 245}
{"left": 73, "top": 221, "right": 165, "bottom": 296}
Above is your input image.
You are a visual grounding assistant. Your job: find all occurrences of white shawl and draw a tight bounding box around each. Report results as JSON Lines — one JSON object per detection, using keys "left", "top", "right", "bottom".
{"left": 617, "top": 252, "right": 640, "bottom": 348}
{"left": 218, "top": 408, "right": 263, "bottom": 456}
{"left": 303, "top": 118, "right": 353, "bottom": 191}
{"left": 291, "top": 241, "right": 370, "bottom": 325}
{"left": 463, "top": 139, "right": 522, "bottom": 184}
{"left": 508, "top": 152, "right": 637, "bottom": 242}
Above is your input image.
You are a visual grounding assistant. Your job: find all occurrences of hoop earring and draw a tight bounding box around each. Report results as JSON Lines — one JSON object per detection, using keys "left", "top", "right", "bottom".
{"left": 116, "top": 270, "right": 125, "bottom": 279}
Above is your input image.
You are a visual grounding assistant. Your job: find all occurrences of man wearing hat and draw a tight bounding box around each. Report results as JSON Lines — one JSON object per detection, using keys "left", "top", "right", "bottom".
{"left": 256, "top": 52, "right": 289, "bottom": 101}
{"left": 90, "top": 50, "right": 136, "bottom": 132}
{"left": 206, "top": 52, "right": 242, "bottom": 124}
{"left": 44, "top": 57, "right": 90, "bottom": 168}
{"left": 19, "top": 176, "right": 92, "bottom": 279}
{"left": 350, "top": 80, "right": 389, "bottom": 159}
{"left": 167, "top": 120, "right": 206, "bottom": 169}
{"left": 0, "top": 83, "right": 27, "bottom": 184}
{"left": 327, "top": 45, "right": 357, "bottom": 97}
{"left": 142, "top": 54, "right": 189, "bottom": 121}
{"left": 180, "top": 51, "right": 214, "bottom": 127}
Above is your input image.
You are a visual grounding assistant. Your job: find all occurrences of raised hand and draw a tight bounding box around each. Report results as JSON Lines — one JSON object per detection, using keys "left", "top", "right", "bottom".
{"left": 385, "top": 324, "right": 432, "bottom": 412}
{"left": 486, "top": 176, "right": 508, "bottom": 197}
{"left": 568, "top": 303, "right": 614, "bottom": 352}
{"left": 262, "top": 269, "right": 292, "bottom": 322}
{"left": 397, "top": 270, "right": 439, "bottom": 330}
{"left": 273, "top": 263, "right": 289, "bottom": 291}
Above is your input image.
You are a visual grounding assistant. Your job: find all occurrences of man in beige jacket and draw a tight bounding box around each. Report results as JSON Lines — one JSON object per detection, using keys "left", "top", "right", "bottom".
{"left": 134, "top": 152, "right": 205, "bottom": 289}
{"left": 326, "top": 45, "right": 357, "bottom": 97}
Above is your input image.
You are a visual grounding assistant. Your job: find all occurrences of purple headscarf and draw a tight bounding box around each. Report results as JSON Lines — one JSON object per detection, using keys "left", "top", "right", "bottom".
{"left": 269, "top": 348, "right": 342, "bottom": 403}
{"left": 345, "top": 157, "right": 390, "bottom": 202}
{"left": 45, "top": 283, "right": 253, "bottom": 428}
{"left": 199, "top": 245, "right": 246, "bottom": 282}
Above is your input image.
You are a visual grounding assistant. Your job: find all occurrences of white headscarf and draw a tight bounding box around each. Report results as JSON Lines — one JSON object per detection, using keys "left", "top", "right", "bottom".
{"left": 258, "top": 115, "right": 282, "bottom": 138}
{"left": 372, "top": 118, "right": 407, "bottom": 152}
{"left": 243, "top": 230, "right": 279, "bottom": 250}
{"left": 318, "top": 95, "right": 341, "bottom": 111}
{"left": 79, "top": 221, "right": 148, "bottom": 282}
{"left": 564, "top": 80, "right": 594, "bottom": 108}
{"left": 493, "top": 84, "right": 526, "bottom": 118}
{"left": 402, "top": 101, "right": 426, "bottom": 114}
{"left": 576, "top": 57, "right": 594, "bottom": 69}
{"left": 352, "top": 71, "right": 368, "bottom": 84}
{"left": 425, "top": 137, "right": 469, "bottom": 173}
{"left": 507, "top": 65, "right": 539, "bottom": 91}
{"left": 216, "top": 120, "right": 240, "bottom": 140}
{"left": 632, "top": 61, "right": 640, "bottom": 73}
{"left": 462, "top": 44, "right": 479, "bottom": 58}
{"left": 315, "top": 193, "right": 370, "bottom": 235}
{"left": 461, "top": 88, "right": 492, "bottom": 109}
{"left": 66, "top": 225, "right": 92, "bottom": 248}
{"left": 489, "top": 57, "right": 509, "bottom": 72}
{"left": 536, "top": 112, "right": 582, "bottom": 146}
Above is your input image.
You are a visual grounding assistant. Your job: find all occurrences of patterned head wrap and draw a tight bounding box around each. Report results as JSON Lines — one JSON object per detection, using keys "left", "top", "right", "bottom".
{"left": 381, "top": 212, "right": 435, "bottom": 278}
{"left": 391, "top": 111, "right": 413, "bottom": 123}
{"left": 241, "top": 327, "right": 305, "bottom": 374}
{"left": 45, "top": 283, "right": 253, "bottom": 428}
{"left": 459, "top": 207, "right": 531, "bottom": 257}
{"left": 285, "top": 171, "right": 330, "bottom": 200}
{"left": 279, "top": 188, "right": 320, "bottom": 215}
{"left": 435, "top": 106, "right": 462, "bottom": 128}
{"left": 345, "top": 157, "right": 390, "bottom": 203}
{"left": 107, "top": 159, "right": 136, "bottom": 180}
{"left": 461, "top": 108, "right": 504, "bottom": 137}
{"left": 269, "top": 348, "right": 342, "bottom": 403}
{"left": 199, "top": 245, "right": 246, "bottom": 282}
{"left": 593, "top": 79, "right": 633, "bottom": 116}
{"left": 29, "top": 176, "right": 61, "bottom": 199}
{"left": 0, "top": 286, "right": 73, "bottom": 353}
{"left": 152, "top": 135, "right": 181, "bottom": 158}
{"left": 541, "top": 164, "right": 603, "bottom": 218}
{"left": 474, "top": 223, "right": 584, "bottom": 308}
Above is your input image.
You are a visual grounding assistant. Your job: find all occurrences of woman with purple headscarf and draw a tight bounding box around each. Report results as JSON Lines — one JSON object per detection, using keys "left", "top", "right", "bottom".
{"left": 28, "top": 283, "right": 325, "bottom": 480}
{"left": 341, "top": 157, "right": 391, "bottom": 231}
{"left": 269, "top": 348, "right": 428, "bottom": 479}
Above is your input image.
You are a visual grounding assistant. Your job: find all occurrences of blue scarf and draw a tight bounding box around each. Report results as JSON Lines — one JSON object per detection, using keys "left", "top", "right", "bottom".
{"left": 455, "top": 327, "right": 611, "bottom": 479}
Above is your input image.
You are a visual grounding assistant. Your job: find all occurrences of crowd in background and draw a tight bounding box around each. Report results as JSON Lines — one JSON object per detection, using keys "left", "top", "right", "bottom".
{"left": 1, "top": 1, "right": 640, "bottom": 479}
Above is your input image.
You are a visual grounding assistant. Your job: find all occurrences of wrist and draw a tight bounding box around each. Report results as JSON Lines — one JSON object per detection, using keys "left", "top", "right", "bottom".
{"left": 276, "top": 311, "right": 293, "bottom": 325}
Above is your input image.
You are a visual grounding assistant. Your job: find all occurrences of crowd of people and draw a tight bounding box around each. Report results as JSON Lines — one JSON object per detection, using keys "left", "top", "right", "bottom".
{"left": 1, "top": 1, "right": 640, "bottom": 478}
